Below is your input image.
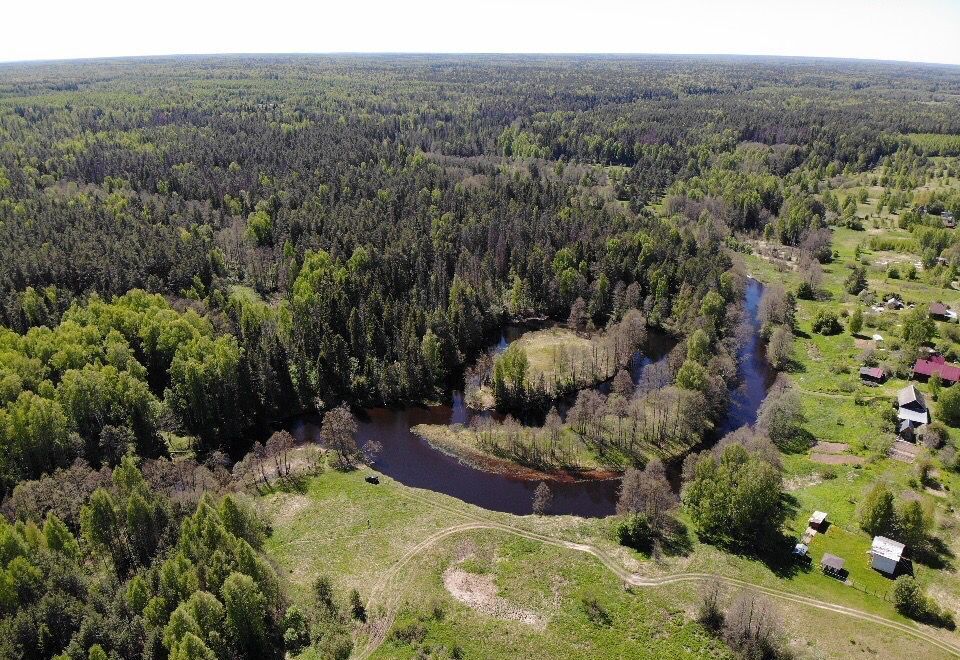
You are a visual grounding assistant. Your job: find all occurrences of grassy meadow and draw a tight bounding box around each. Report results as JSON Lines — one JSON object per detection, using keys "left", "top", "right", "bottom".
{"left": 259, "top": 466, "right": 959, "bottom": 659}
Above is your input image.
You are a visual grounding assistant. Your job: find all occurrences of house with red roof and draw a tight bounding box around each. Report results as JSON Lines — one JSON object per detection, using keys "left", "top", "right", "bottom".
{"left": 913, "top": 355, "right": 960, "bottom": 385}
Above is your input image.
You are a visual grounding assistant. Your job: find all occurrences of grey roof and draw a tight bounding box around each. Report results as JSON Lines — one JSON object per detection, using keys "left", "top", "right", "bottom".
{"left": 898, "top": 384, "right": 926, "bottom": 409}
{"left": 821, "top": 553, "right": 845, "bottom": 571}
{"left": 898, "top": 407, "right": 929, "bottom": 424}
{"left": 872, "top": 536, "right": 905, "bottom": 561}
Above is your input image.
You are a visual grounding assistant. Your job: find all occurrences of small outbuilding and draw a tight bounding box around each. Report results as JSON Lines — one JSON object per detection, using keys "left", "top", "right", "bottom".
{"left": 870, "top": 536, "right": 905, "bottom": 575}
{"left": 793, "top": 543, "right": 809, "bottom": 558}
{"left": 930, "top": 302, "right": 950, "bottom": 321}
{"left": 859, "top": 367, "right": 886, "bottom": 385}
{"left": 821, "top": 553, "right": 846, "bottom": 578}
{"left": 808, "top": 511, "right": 828, "bottom": 530}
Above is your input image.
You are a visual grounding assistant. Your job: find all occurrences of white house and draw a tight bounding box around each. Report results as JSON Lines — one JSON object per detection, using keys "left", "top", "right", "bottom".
{"left": 870, "top": 536, "right": 905, "bottom": 575}
{"left": 897, "top": 384, "right": 930, "bottom": 438}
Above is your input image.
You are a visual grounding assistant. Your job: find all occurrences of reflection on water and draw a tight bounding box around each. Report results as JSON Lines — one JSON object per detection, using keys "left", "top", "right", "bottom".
{"left": 289, "top": 280, "right": 770, "bottom": 518}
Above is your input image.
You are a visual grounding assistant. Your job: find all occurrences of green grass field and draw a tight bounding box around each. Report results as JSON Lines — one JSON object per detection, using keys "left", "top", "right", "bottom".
{"left": 259, "top": 467, "right": 959, "bottom": 659}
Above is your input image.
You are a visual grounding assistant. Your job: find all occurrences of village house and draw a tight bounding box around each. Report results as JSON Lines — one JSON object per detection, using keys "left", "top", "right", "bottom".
{"left": 930, "top": 302, "right": 949, "bottom": 321}
{"left": 929, "top": 302, "right": 956, "bottom": 322}
{"left": 897, "top": 384, "right": 930, "bottom": 439}
{"left": 913, "top": 355, "right": 960, "bottom": 386}
{"left": 869, "top": 536, "right": 905, "bottom": 575}
{"left": 943, "top": 211, "right": 956, "bottom": 229}
{"left": 859, "top": 366, "right": 886, "bottom": 385}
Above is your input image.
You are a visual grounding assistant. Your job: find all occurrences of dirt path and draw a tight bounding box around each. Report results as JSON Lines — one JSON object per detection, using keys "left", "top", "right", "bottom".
{"left": 353, "top": 492, "right": 960, "bottom": 659}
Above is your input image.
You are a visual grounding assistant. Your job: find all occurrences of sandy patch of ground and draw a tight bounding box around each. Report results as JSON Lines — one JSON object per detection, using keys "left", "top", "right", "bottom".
{"left": 784, "top": 474, "right": 824, "bottom": 492}
{"left": 925, "top": 487, "right": 948, "bottom": 499}
{"left": 265, "top": 492, "right": 312, "bottom": 525}
{"left": 810, "top": 453, "right": 865, "bottom": 465}
{"left": 890, "top": 440, "right": 921, "bottom": 463}
{"left": 854, "top": 338, "right": 876, "bottom": 350}
{"left": 443, "top": 567, "right": 546, "bottom": 629}
{"left": 813, "top": 441, "right": 849, "bottom": 454}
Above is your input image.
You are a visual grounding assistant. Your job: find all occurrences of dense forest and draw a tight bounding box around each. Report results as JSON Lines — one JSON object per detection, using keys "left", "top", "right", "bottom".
{"left": 1, "top": 54, "right": 960, "bottom": 659}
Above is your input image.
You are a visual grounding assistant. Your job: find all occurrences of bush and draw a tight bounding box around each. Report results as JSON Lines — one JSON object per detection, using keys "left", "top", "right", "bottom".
{"left": 812, "top": 309, "right": 842, "bottom": 335}
{"left": 581, "top": 597, "right": 612, "bottom": 626}
{"left": 892, "top": 576, "right": 955, "bottom": 629}
{"left": 723, "top": 592, "right": 792, "bottom": 659}
{"left": 918, "top": 422, "right": 948, "bottom": 450}
{"left": 845, "top": 265, "right": 868, "bottom": 294}
{"left": 696, "top": 579, "right": 724, "bottom": 632}
{"left": 615, "top": 513, "right": 653, "bottom": 552}
{"left": 940, "top": 386, "right": 960, "bottom": 427}
{"left": 796, "top": 281, "right": 815, "bottom": 300}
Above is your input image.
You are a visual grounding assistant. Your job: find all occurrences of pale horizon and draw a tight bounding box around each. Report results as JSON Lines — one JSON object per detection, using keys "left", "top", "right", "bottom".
{"left": 5, "top": 0, "right": 960, "bottom": 66}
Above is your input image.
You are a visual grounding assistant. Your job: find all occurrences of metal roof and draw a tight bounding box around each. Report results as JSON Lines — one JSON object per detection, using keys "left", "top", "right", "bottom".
{"left": 898, "top": 384, "right": 927, "bottom": 408}
{"left": 871, "top": 536, "right": 905, "bottom": 562}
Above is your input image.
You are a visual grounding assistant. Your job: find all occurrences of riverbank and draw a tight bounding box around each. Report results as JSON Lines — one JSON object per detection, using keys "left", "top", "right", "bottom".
{"left": 261, "top": 467, "right": 958, "bottom": 660}
{"left": 412, "top": 423, "right": 622, "bottom": 484}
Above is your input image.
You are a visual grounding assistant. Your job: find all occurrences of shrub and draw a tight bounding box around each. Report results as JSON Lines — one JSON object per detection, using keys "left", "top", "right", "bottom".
{"left": 581, "top": 597, "right": 612, "bottom": 626}
{"left": 697, "top": 579, "right": 725, "bottom": 632}
{"left": 615, "top": 513, "right": 653, "bottom": 552}
{"left": 941, "top": 386, "right": 960, "bottom": 427}
{"left": 845, "top": 265, "right": 867, "bottom": 294}
{"left": 891, "top": 576, "right": 955, "bottom": 629}
{"left": 812, "top": 309, "right": 842, "bottom": 335}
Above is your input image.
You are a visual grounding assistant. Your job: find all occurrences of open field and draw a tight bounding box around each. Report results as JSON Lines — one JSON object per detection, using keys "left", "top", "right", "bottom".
{"left": 260, "top": 467, "right": 960, "bottom": 659}
{"left": 472, "top": 324, "right": 649, "bottom": 408}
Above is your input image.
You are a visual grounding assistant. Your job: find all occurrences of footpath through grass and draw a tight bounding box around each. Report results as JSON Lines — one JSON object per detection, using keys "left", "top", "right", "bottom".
{"left": 260, "top": 467, "right": 959, "bottom": 659}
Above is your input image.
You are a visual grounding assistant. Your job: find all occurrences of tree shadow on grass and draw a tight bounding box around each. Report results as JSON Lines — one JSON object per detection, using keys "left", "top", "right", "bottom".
{"left": 915, "top": 537, "right": 955, "bottom": 571}
{"left": 782, "top": 357, "right": 807, "bottom": 374}
{"left": 777, "top": 429, "right": 817, "bottom": 455}
{"left": 274, "top": 474, "right": 310, "bottom": 494}
{"left": 658, "top": 517, "right": 693, "bottom": 557}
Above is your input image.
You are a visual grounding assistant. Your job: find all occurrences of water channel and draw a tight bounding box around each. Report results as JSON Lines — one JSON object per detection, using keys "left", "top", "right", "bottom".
{"left": 290, "top": 278, "right": 771, "bottom": 517}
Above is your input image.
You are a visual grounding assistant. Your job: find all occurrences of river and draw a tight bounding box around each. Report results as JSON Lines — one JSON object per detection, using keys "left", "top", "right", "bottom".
{"left": 289, "top": 278, "right": 770, "bottom": 517}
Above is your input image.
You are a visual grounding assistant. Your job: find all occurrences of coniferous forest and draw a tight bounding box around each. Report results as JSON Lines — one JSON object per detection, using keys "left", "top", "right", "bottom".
{"left": 2, "top": 55, "right": 960, "bottom": 659}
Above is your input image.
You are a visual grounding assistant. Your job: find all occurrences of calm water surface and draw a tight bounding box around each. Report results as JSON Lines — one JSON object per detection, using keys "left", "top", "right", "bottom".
{"left": 290, "top": 279, "right": 770, "bottom": 517}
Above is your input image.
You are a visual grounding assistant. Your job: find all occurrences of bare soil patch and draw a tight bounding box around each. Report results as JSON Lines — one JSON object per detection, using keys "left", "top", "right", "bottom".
{"left": 443, "top": 566, "right": 546, "bottom": 629}
{"left": 265, "top": 493, "right": 312, "bottom": 525}
{"left": 810, "top": 453, "right": 865, "bottom": 465}
{"left": 784, "top": 474, "right": 824, "bottom": 492}
{"left": 813, "top": 441, "right": 849, "bottom": 454}
{"left": 889, "top": 440, "right": 921, "bottom": 463}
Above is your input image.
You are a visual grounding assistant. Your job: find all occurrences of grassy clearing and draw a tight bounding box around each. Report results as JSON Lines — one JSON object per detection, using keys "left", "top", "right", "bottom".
{"left": 472, "top": 326, "right": 609, "bottom": 406}
{"left": 260, "top": 467, "right": 959, "bottom": 659}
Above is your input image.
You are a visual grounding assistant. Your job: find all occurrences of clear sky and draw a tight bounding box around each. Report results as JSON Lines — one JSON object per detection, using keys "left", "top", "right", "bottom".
{"left": 5, "top": 0, "right": 960, "bottom": 65}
